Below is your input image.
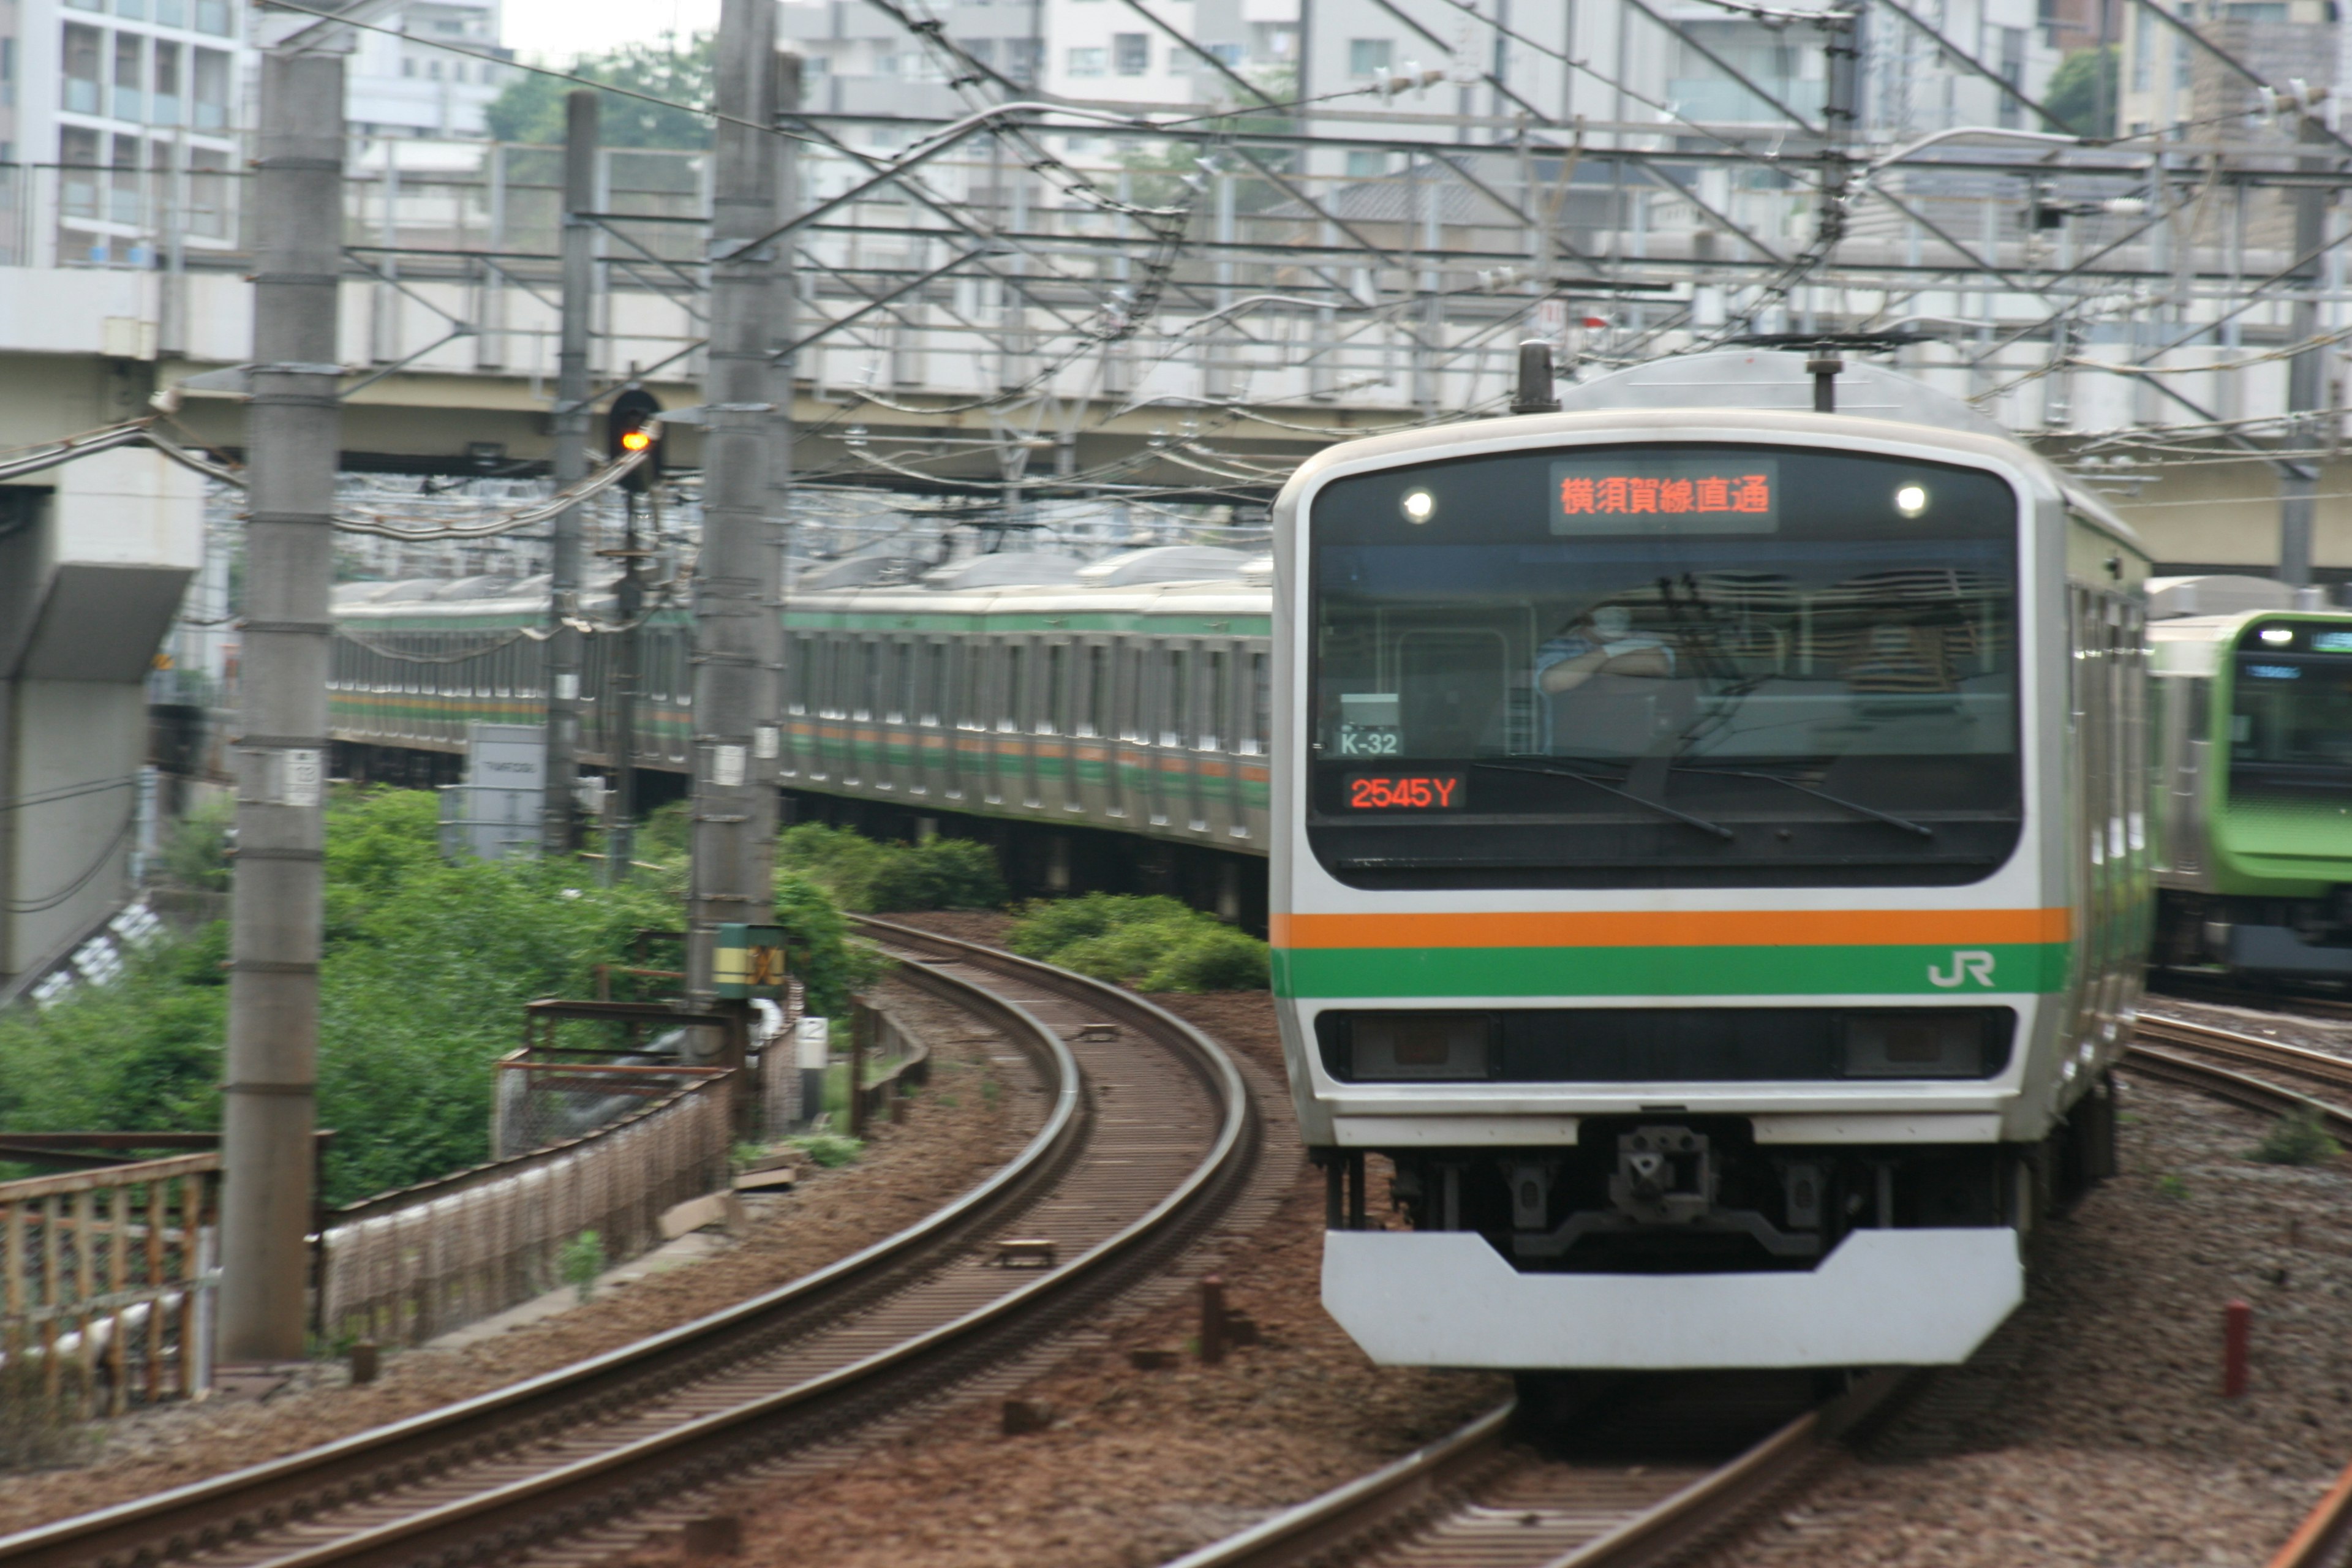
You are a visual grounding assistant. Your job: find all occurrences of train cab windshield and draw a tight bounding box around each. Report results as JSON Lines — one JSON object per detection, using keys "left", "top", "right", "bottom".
{"left": 2228, "top": 622, "right": 2352, "bottom": 796}
{"left": 1306, "top": 443, "right": 2023, "bottom": 888}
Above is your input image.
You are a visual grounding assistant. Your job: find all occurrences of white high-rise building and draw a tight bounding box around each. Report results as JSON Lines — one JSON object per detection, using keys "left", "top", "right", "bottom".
{"left": 345, "top": 0, "right": 514, "bottom": 140}
{"left": 2, "top": 0, "right": 248, "bottom": 267}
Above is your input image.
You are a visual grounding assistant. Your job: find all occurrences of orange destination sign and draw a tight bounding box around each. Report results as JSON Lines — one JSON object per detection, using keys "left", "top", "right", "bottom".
{"left": 1550, "top": 456, "right": 1780, "bottom": 535}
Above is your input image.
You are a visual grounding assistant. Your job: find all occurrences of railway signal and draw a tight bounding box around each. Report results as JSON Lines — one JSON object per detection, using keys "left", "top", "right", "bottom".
{"left": 606, "top": 386, "right": 663, "bottom": 492}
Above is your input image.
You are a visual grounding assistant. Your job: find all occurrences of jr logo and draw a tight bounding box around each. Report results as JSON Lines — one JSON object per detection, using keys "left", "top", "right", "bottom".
{"left": 1928, "top": 950, "right": 1997, "bottom": 989}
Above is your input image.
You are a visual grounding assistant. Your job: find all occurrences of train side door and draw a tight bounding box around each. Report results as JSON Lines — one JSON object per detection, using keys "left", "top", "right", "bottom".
{"left": 1043, "top": 636, "right": 1078, "bottom": 815}
{"left": 1077, "top": 638, "right": 1115, "bottom": 821}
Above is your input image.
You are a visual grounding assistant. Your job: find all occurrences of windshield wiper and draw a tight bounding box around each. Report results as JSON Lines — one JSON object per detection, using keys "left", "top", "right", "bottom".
{"left": 1474, "top": 761, "right": 1734, "bottom": 840}
{"left": 1671, "top": 767, "right": 1934, "bottom": 838}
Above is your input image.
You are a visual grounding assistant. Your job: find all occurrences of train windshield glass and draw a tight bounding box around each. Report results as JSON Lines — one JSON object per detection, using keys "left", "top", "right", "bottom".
{"left": 2230, "top": 625, "right": 2352, "bottom": 794}
{"left": 1306, "top": 443, "right": 2022, "bottom": 888}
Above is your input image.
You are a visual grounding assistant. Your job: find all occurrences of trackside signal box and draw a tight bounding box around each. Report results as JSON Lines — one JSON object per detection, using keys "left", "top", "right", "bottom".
{"left": 714, "top": 924, "right": 790, "bottom": 998}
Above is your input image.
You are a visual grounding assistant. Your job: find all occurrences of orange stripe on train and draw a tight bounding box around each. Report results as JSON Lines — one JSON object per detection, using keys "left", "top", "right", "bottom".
{"left": 1270, "top": 908, "right": 2073, "bottom": 949}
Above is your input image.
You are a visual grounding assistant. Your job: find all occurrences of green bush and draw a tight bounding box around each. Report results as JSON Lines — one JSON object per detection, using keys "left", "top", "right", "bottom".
{"left": 1005, "top": 893, "right": 1194, "bottom": 960}
{"left": 776, "top": 823, "right": 1004, "bottom": 913}
{"left": 2250, "top": 1109, "right": 2340, "bottom": 1167}
{"left": 160, "top": 794, "right": 235, "bottom": 892}
{"left": 0, "top": 788, "right": 879, "bottom": 1208}
{"left": 789, "top": 1132, "right": 864, "bottom": 1169}
{"left": 1006, "top": 893, "right": 1269, "bottom": 993}
{"left": 559, "top": 1231, "right": 605, "bottom": 1302}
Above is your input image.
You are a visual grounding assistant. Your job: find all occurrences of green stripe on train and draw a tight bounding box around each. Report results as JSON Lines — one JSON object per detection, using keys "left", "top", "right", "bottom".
{"left": 1272, "top": 943, "right": 2073, "bottom": 999}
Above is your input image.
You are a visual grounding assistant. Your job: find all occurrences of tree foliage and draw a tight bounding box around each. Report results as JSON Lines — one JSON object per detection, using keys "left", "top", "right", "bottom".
{"left": 0, "top": 788, "right": 875, "bottom": 1205}
{"left": 2044, "top": 46, "right": 2117, "bottom": 138}
{"left": 777, "top": 823, "right": 1005, "bottom": 914}
{"left": 483, "top": 33, "right": 715, "bottom": 149}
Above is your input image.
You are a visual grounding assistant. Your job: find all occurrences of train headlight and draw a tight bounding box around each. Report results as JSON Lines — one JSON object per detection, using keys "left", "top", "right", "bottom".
{"left": 1840, "top": 1012, "right": 1994, "bottom": 1079}
{"left": 1893, "top": 483, "right": 1929, "bottom": 518}
{"left": 1345, "top": 1013, "right": 1491, "bottom": 1080}
{"left": 2260, "top": 625, "right": 2295, "bottom": 646}
{"left": 1401, "top": 489, "right": 1437, "bottom": 524}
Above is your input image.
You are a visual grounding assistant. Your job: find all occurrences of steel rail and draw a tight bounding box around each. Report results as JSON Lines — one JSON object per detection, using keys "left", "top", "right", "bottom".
{"left": 2126, "top": 1016, "right": 2352, "bottom": 1142}
{"left": 1163, "top": 1372, "right": 1913, "bottom": 1568}
{"left": 0, "top": 927, "right": 1254, "bottom": 1568}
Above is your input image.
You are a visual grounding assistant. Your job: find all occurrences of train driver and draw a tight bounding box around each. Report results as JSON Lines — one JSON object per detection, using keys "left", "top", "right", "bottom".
{"left": 1535, "top": 603, "right": 1678, "bottom": 695}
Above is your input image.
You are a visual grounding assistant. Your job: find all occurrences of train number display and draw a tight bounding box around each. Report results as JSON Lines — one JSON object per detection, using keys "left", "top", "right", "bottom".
{"left": 1344, "top": 772, "right": 1466, "bottom": 810}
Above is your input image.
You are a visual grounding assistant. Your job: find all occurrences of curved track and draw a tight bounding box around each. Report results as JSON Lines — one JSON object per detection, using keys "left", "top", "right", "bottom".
{"left": 0, "top": 921, "right": 1259, "bottom": 1568}
{"left": 2128, "top": 1011, "right": 2352, "bottom": 1143}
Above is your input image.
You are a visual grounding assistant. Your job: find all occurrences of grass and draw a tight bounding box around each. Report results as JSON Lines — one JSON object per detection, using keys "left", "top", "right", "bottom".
{"left": 2248, "top": 1109, "right": 2340, "bottom": 1167}
{"left": 559, "top": 1231, "right": 606, "bottom": 1302}
{"left": 1006, "top": 893, "right": 1269, "bottom": 992}
{"left": 0, "top": 1346, "right": 93, "bottom": 1473}
{"left": 788, "top": 1133, "right": 864, "bottom": 1169}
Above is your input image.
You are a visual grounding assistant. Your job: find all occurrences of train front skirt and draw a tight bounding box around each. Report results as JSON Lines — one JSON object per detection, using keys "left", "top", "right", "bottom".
{"left": 1322, "top": 1227, "right": 2023, "bottom": 1369}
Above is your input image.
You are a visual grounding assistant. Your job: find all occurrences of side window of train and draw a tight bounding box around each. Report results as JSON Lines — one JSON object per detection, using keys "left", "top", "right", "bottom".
{"left": 789, "top": 635, "right": 813, "bottom": 714}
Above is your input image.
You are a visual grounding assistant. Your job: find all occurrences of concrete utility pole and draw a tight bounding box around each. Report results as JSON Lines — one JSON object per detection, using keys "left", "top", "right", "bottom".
{"left": 219, "top": 42, "right": 342, "bottom": 1366}
{"left": 2280, "top": 105, "right": 2328, "bottom": 592}
{"left": 544, "top": 89, "right": 597, "bottom": 853}
{"left": 769, "top": 53, "right": 800, "bottom": 612}
{"left": 687, "top": 0, "right": 782, "bottom": 1069}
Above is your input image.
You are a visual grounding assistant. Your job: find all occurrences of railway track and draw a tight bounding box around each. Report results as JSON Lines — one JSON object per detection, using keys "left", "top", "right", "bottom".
{"left": 1161, "top": 1372, "right": 1910, "bottom": 1568}
{"left": 2128, "top": 1010, "right": 2352, "bottom": 1144}
{"left": 2148, "top": 975, "right": 2352, "bottom": 1024}
{"left": 0, "top": 919, "right": 1259, "bottom": 1568}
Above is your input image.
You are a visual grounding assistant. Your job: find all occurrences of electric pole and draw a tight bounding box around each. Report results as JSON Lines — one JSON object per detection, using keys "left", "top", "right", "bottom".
{"left": 688, "top": 0, "right": 781, "bottom": 1072}
{"left": 544, "top": 89, "right": 596, "bottom": 853}
{"left": 219, "top": 39, "right": 342, "bottom": 1366}
{"left": 2281, "top": 100, "right": 2327, "bottom": 592}
{"left": 770, "top": 53, "right": 800, "bottom": 630}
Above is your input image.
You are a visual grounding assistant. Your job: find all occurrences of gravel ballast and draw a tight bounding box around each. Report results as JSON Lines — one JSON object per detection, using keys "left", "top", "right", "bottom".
{"left": 1728, "top": 1062, "right": 2352, "bottom": 1568}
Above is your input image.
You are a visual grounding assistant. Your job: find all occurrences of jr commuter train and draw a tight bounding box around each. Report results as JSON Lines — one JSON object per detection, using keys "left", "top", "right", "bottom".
{"left": 1268, "top": 350, "right": 2151, "bottom": 1371}
{"left": 330, "top": 353, "right": 2352, "bottom": 1370}
{"left": 2150, "top": 576, "right": 2352, "bottom": 979}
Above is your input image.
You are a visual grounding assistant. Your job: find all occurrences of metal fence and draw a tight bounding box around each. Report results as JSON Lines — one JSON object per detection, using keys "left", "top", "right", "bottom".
{"left": 318, "top": 1071, "right": 733, "bottom": 1348}
{"left": 0, "top": 1153, "right": 218, "bottom": 1415}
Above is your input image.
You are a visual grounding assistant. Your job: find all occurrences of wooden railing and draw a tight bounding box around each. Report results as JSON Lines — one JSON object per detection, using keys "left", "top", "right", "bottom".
{"left": 0, "top": 1154, "right": 219, "bottom": 1413}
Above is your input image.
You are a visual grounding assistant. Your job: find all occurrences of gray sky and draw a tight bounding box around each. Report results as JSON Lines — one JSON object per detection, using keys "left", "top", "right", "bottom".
{"left": 500, "top": 0, "right": 718, "bottom": 64}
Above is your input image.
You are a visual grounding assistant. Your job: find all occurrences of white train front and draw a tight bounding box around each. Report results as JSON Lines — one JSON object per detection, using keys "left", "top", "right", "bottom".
{"left": 1268, "top": 352, "right": 2152, "bottom": 1370}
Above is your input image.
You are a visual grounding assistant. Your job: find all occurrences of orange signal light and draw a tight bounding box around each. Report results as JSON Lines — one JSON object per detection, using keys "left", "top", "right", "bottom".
{"left": 620, "top": 428, "right": 653, "bottom": 453}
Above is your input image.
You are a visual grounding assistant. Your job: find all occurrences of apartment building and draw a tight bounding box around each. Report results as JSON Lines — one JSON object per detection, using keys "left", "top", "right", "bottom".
{"left": 347, "top": 0, "right": 514, "bottom": 140}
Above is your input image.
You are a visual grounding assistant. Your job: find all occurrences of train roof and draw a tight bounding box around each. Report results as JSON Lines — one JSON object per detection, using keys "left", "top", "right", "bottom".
{"left": 1273, "top": 351, "right": 2149, "bottom": 560}
{"left": 787, "top": 573, "right": 1270, "bottom": 623}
